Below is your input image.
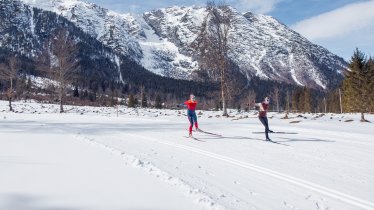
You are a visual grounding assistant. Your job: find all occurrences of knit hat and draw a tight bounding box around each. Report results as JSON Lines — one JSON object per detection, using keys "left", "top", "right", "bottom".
{"left": 264, "top": 97, "right": 270, "bottom": 104}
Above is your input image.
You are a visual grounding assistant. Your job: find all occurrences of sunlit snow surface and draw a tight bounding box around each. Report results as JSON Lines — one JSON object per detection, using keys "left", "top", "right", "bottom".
{"left": 1, "top": 100, "right": 373, "bottom": 210}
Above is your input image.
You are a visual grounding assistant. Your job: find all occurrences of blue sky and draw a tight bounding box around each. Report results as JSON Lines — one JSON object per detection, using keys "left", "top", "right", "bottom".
{"left": 89, "top": 0, "right": 374, "bottom": 60}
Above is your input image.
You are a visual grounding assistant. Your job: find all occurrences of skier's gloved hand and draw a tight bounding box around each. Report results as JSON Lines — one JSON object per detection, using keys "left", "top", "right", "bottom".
{"left": 177, "top": 104, "right": 180, "bottom": 108}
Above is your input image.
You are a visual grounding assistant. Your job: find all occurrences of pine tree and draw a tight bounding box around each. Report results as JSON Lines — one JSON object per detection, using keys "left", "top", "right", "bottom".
{"left": 140, "top": 86, "right": 147, "bottom": 108}
{"left": 128, "top": 94, "right": 135, "bottom": 108}
{"left": 343, "top": 49, "right": 371, "bottom": 122}
{"left": 134, "top": 97, "right": 139, "bottom": 107}
{"left": 303, "top": 87, "right": 312, "bottom": 113}
{"left": 155, "top": 95, "right": 162, "bottom": 109}
{"left": 24, "top": 76, "right": 32, "bottom": 101}
{"left": 324, "top": 90, "right": 340, "bottom": 113}
{"left": 73, "top": 86, "right": 79, "bottom": 98}
{"left": 292, "top": 90, "right": 299, "bottom": 112}
{"left": 141, "top": 92, "right": 148, "bottom": 108}
{"left": 367, "top": 58, "right": 374, "bottom": 112}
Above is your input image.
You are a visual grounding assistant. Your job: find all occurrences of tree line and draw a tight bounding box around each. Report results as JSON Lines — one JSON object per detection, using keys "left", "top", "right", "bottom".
{"left": 322, "top": 49, "right": 374, "bottom": 121}
{"left": 1, "top": 36, "right": 371, "bottom": 119}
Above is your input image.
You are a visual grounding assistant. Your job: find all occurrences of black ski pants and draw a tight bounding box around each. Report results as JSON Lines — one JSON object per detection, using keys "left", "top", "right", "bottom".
{"left": 259, "top": 116, "right": 270, "bottom": 139}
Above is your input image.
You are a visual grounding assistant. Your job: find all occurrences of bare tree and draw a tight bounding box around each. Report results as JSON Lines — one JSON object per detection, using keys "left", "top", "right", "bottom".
{"left": 0, "top": 55, "right": 21, "bottom": 111}
{"left": 193, "top": 1, "right": 233, "bottom": 116}
{"left": 140, "top": 85, "right": 148, "bottom": 108}
{"left": 38, "top": 29, "right": 80, "bottom": 113}
{"left": 272, "top": 87, "right": 280, "bottom": 112}
{"left": 286, "top": 90, "right": 290, "bottom": 112}
{"left": 284, "top": 90, "right": 290, "bottom": 118}
{"left": 247, "top": 89, "right": 256, "bottom": 112}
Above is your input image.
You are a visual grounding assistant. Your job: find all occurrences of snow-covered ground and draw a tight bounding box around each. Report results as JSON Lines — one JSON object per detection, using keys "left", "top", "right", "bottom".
{"left": 1, "top": 100, "right": 373, "bottom": 210}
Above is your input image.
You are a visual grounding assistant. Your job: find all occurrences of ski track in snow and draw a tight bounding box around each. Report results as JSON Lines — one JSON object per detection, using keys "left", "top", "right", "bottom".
{"left": 1, "top": 100, "right": 374, "bottom": 210}
{"left": 75, "top": 134, "right": 226, "bottom": 210}
{"left": 75, "top": 128, "right": 374, "bottom": 210}
{"left": 117, "top": 133, "right": 374, "bottom": 210}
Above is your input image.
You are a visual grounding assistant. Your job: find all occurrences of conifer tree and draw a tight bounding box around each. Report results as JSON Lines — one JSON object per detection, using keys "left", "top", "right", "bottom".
{"left": 155, "top": 95, "right": 162, "bottom": 109}
{"left": 297, "top": 89, "right": 305, "bottom": 112}
{"left": 128, "top": 94, "right": 135, "bottom": 108}
{"left": 292, "top": 90, "right": 299, "bottom": 112}
{"left": 141, "top": 92, "right": 148, "bottom": 108}
{"left": 73, "top": 86, "right": 79, "bottom": 98}
{"left": 367, "top": 58, "right": 374, "bottom": 112}
{"left": 303, "top": 87, "right": 312, "bottom": 113}
{"left": 140, "top": 86, "right": 147, "bottom": 108}
{"left": 343, "top": 49, "right": 371, "bottom": 122}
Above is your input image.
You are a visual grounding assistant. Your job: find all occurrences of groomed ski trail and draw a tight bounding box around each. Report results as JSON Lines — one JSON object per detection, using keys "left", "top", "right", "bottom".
{"left": 75, "top": 134, "right": 226, "bottom": 210}
{"left": 127, "top": 133, "right": 374, "bottom": 210}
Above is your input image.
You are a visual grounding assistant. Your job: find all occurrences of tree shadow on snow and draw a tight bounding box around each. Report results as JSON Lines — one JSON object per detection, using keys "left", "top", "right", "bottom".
{"left": 198, "top": 135, "right": 292, "bottom": 146}
{"left": 276, "top": 137, "right": 335, "bottom": 143}
{"left": 197, "top": 135, "right": 334, "bottom": 145}
{"left": 198, "top": 135, "right": 265, "bottom": 141}
{"left": 0, "top": 194, "right": 85, "bottom": 210}
{"left": 0, "top": 121, "right": 174, "bottom": 136}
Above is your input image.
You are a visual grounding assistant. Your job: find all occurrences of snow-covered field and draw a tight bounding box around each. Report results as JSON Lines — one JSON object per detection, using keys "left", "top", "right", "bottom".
{"left": 1, "top": 100, "right": 373, "bottom": 210}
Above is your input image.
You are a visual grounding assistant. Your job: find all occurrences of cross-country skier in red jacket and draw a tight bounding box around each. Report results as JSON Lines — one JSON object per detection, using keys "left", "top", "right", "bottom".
{"left": 255, "top": 97, "right": 273, "bottom": 141}
{"left": 181, "top": 94, "right": 199, "bottom": 137}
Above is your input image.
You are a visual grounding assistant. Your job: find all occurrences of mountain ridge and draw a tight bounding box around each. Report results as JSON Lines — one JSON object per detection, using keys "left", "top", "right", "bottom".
{"left": 14, "top": 0, "right": 348, "bottom": 89}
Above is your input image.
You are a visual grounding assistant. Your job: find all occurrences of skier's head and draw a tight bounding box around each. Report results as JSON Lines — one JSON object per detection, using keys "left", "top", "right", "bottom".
{"left": 264, "top": 97, "right": 270, "bottom": 104}
{"left": 190, "top": 94, "right": 195, "bottom": 101}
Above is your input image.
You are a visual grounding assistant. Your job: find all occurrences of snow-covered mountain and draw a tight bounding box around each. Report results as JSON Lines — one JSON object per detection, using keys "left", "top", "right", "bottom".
{"left": 20, "top": 0, "right": 199, "bottom": 79}
{"left": 16, "top": 0, "right": 347, "bottom": 88}
{"left": 21, "top": 0, "right": 143, "bottom": 59}
{"left": 143, "top": 6, "right": 347, "bottom": 89}
{"left": 0, "top": 0, "right": 133, "bottom": 85}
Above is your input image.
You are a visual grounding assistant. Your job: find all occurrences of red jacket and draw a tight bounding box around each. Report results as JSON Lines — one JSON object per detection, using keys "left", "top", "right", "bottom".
{"left": 184, "top": 100, "right": 197, "bottom": 111}
{"left": 259, "top": 103, "right": 269, "bottom": 117}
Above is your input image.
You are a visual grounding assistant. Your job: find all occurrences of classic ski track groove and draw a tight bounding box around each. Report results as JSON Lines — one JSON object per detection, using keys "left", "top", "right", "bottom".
{"left": 76, "top": 134, "right": 226, "bottom": 210}
{"left": 128, "top": 133, "right": 374, "bottom": 210}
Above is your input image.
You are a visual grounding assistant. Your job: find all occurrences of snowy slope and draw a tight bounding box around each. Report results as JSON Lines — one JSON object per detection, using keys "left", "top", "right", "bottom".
{"left": 21, "top": 0, "right": 143, "bottom": 60}
{"left": 143, "top": 6, "right": 347, "bottom": 88}
{"left": 0, "top": 0, "right": 131, "bottom": 83}
{"left": 137, "top": 17, "right": 199, "bottom": 78}
{"left": 18, "top": 0, "right": 347, "bottom": 88}
{"left": 1, "top": 100, "right": 374, "bottom": 210}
